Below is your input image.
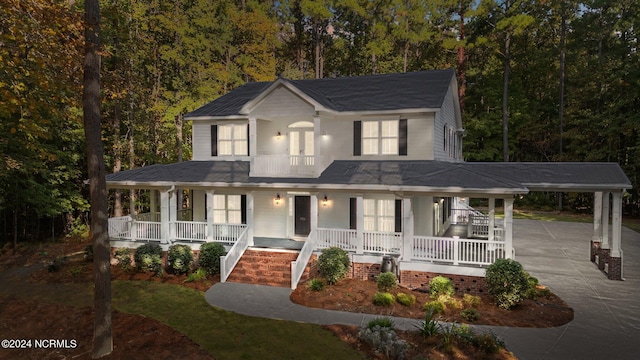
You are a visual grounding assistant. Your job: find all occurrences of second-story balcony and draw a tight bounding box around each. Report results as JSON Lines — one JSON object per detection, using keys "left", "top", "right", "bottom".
{"left": 250, "top": 155, "right": 317, "bottom": 177}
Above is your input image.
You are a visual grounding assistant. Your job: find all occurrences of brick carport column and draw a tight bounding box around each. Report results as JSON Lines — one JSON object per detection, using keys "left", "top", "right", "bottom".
{"left": 608, "top": 190, "right": 624, "bottom": 280}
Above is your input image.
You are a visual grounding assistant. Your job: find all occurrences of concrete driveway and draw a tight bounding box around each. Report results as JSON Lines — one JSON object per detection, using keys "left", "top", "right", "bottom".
{"left": 488, "top": 219, "right": 640, "bottom": 360}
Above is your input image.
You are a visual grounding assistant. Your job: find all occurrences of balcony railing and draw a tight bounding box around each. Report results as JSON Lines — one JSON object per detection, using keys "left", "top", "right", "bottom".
{"left": 412, "top": 236, "right": 506, "bottom": 266}
{"left": 251, "top": 155, "right": 315, "bottom": 176}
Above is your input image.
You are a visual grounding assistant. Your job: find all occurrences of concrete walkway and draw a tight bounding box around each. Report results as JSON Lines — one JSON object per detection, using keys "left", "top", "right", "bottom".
{"left": 205, "top": 219, "right": 640, "bottom": 360}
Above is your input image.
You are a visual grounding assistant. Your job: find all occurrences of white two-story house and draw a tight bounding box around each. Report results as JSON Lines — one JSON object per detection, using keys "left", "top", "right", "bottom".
{"left": 107, "top": 69, "right": 631, "bottom": 288}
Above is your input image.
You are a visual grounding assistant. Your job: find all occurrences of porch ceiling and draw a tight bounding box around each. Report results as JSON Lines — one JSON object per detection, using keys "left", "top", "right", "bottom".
{"left": 106, "top": 160, "right": 631, "bottom": 195}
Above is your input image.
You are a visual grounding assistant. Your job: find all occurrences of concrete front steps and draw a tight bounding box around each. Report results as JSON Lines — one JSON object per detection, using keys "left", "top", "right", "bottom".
{"left": 226, "top": 248, "right": 313, "bottom": 288}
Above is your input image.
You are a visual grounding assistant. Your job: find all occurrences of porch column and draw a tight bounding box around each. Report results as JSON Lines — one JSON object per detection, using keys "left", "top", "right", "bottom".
{"left": 310, "top": 193, "right": 319, "bottom": 234}
{"left": 169, "top": 188, "right": 178, "bottom": 241}
{"left": 313, "top": 114, "right": 321, "bottom": 177}
{"left": 609, "top": 191, "right": 624, "bottom": 280}
{"left": 591, "top": 192, "right": 603, "bottom": 262}
{"left": 246, "top": 192, "right": 254, "bottom": 246}
{"left": 488, "top": 198, "right": 496, "bottom": 242}
{"left": 356, "top": 195, "right": 364, "bottom": 254}
{"left": 249, "top": 117, "right": 257, "bottom": 159}
{"left": 160, "top": 189, "right": 170, "bottom": 243}
{"left": 503, "top": 197, "right": 514, "bottom": 259}
{"left": 401, "top": 197, "right": 414, "bottom": 260}
{"left": 206, "top": 190, "right": 215, "bottom": 242}
{"left": 129, "top": 189, "right": 137, "bottom": 242}
{"left": 601, "top": 192, "right": 610, "bottom": 249}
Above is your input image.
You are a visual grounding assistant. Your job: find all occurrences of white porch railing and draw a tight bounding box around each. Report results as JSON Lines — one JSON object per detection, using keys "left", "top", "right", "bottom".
{"left": 174, "top": 221, "right": 207, "bottom": 242}
{"left": 108, "top": 216, "right": 132, "bottom": 239}
{"left": 210, "top": 223, "right": 248, "bottom": 242}
{"left": 291, "top": 229, "right": 318, "bottom": 290}
{"left": 133, "top": 221, "right": 162, "bottom": 242}
{"left": 412, "top": 236, "right": 506, "bottom": 266}
{"left": 316, "top": 228, "right": 358, "bottom": 252}
{"left": 363, "top": 231, "right": 402, "bottom": 255}
{"left": 252, "top": 155, "right": 315, "bottom": 176}
{"left": 220, "top": 226, "right": 251, "bottom": 283}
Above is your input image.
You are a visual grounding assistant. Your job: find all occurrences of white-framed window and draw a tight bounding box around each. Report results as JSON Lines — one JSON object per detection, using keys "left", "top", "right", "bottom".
{"left": 363, "top": 199, "right": 395, "bottom": 232}
{"left": 218, "top": 124, "right": 248, "bottom": 156}
{"left": 212, "top": 194, "right": 242, "bottom": 224}
{"left": 362, "top": 120, "right": 398, "bottom": 155}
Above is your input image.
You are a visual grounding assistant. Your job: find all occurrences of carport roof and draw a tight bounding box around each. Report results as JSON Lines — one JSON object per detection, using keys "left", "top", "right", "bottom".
{"left": 105, "top": 160, "right": 631, "bottom": 194}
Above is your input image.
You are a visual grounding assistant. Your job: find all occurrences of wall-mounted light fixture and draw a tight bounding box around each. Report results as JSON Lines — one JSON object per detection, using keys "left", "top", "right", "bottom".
{"left": 276, "top": 131, "right": 282, "bottom": 139}
{"left": 322, "top": 194, "right": 329, "bottom": 207}
{"left": 274, "top": 193, "right": 281, "bottom": 205}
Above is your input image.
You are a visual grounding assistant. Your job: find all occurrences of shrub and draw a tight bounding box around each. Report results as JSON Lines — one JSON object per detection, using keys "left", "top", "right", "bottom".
{"left": 485, "top": 258, "right": 530, "bottom": 310}
{"left": 462, "top": 293, "right": 481, "bottom": 308}
{"left": 358, "top": 325, "right": 408, "bottom": 360}
{"left": 377, "top": 272, "right": 398, "bottom": 292}
{"left": 317, "top": 247, "right": 350, "bottom": 285}
{"left": 198, "top": 242, "right": 226, "bottom": 275}
{"left": 415, "top": 306, "right": 440, "bottom": 337}
{"left": 167, "top": 244, "right": 194, "bottom": 275}
{"left": 460, "top": 308, "right": 479, "bottom": 322}
{"left": 372, "top": 292, "right": 395, "bottom": 306}
{"left": 114, "top": 248, "right": 133, "bottom": 271}
{"left": 134, "top": 243, "right": 163, "bottom": 276}
{"left": 525, "top": 272, "right": 539, "bottom": 299}
{"left": 184, "top": 268, "right": 207, "bottom": 283}
{"left": 423, "top": 300, "right": 445, "bottom": 314}
{"left": 396, "top": 292, "right": 416, "bottom": 307}
{"left": 367, "top": 317, "right": 394, "bottom": 330}
{"left": 440, "top": 294, "right": 462, "bottom": 310}
{"left": 308, "top": 278, "right": 325, "bottom": 291}
{"left": 429, "top": 276, "right": 454, "bottom": 297}
{"left": 453, "top": 325, "right": 505, "bottom": 354}
{"left": 84, "top": 245, "right": 93, "bottom": 262}
{"left": 48, "top": 257, "right": 67, "bottom": 272}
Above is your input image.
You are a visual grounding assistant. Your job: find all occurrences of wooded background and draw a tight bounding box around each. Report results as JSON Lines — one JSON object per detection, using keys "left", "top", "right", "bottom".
{"left": 1, "top": 0, "right": 639, "bottom": 242}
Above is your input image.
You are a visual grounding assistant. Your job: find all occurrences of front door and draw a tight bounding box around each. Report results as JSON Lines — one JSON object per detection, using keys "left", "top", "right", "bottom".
{"left": 294, "top": 196, "right": 311, "bottom": 236}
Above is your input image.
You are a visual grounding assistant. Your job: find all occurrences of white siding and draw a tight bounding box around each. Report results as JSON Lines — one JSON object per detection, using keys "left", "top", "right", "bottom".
{"left": 433, "top": 84, "right": 462, "bottom": 161}
{"left": 251, "top": 86, "right": 315, "bottom": 118}
{"left": 413, "top": 196, "right": 434, "bottom": 236}
{"left": 192, "top": 190, "right": 206, "bottom": 221}
{"left": 253, "top": 191, "right": 288, "bottom": 238}
{"left": 318, "top": 193, "right": 351, "bottom": 229}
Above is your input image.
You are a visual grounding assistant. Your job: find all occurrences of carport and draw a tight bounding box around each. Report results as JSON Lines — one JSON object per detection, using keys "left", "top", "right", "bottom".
{"left": 468, "top": 162, "right": 632, "bottom": 280}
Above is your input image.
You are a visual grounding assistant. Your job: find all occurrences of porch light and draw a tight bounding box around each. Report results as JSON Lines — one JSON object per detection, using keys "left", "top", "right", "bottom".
{"left": 274, "top": 193, "right": 281, "bottom": 205}
{"left": 322, "top": 194, "right": 329, "bottom": 207}
{"left": 276, "top": 131, "right": 281, "bottom": 139}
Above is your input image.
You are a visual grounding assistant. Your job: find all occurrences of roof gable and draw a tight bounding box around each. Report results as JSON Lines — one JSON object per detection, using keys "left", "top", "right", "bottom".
{"left": 185, "top": 69, "right": 456, "bottom": 119}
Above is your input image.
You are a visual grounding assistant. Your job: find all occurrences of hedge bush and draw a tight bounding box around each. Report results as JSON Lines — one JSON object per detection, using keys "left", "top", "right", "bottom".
{"left": 167, "top": 244, "right": 194, "bottom": 275}
{"left": 317, "top": 247, "right": 350, "bottom": 285}
{"left": 429, "top": 276, "right": 454, "bottom": 297}
{"left": 114, "top": 248, "right": 133, "bottom": 271}
{"left": 198, "top": 242, "right": 226, "bottom": 275}
{"left": 134, "top": 243, "right": 163, "bottom": 276}
{"left": 485, "top": 258, "right": 530, "bottom": 310}
{"left": 377, "top": 272, "right": 398, "bottom": 292}
{"left": 396, "top": 292, "right": 416, "bottom": 307}
{"left": 373, "top": 292, "right": 395, "bottom": 306}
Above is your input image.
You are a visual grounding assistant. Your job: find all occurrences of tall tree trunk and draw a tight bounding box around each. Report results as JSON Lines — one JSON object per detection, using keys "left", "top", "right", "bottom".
{"left": 457, "top": 12, "right": 466, "bottom": 118}
{"left": 558, "top": 6, "right": 567, "bottom": 210}
{"left": 502, "top": 31, "right": 511, "bottom": 162}
{"left": 83, "top": 0, "right": 113, "bottom": 357}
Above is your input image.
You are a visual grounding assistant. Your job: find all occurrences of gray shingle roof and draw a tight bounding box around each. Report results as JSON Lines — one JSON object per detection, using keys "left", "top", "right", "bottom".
{"left": 106, "top": 160, "right": 631, "bottom": 193}
{"left": 185, "top": 69, "right": 455, "bottom": 118}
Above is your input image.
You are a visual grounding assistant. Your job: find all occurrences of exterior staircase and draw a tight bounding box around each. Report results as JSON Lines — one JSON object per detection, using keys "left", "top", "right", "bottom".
{"left": 226, "top": 248, "right": 313, "bottom": 288}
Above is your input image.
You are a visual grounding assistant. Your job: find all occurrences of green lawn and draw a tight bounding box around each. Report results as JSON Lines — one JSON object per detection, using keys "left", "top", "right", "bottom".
{"left": 111, "top": 280, "right": 364, "bottom": 360}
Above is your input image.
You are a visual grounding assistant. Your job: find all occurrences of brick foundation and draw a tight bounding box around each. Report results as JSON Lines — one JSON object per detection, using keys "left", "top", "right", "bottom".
{"left": 590, "top": 241, "right": 601, "bottom": 262}
{"left": 607, "top": 256, "right": 623, "bottom": 280}
{"left": 597, "top": 248, "right": 610, "bottom": 271}
{"left": 400, "top": 270, "right": 487, "bottom": 295}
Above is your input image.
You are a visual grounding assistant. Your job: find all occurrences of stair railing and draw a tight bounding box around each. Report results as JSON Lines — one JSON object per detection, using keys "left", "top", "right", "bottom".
{"left": 220, "top": 226, "right": 251, "bottom": 283}
{"left": 291, "top": 229, "right": 318, "bottom": 290}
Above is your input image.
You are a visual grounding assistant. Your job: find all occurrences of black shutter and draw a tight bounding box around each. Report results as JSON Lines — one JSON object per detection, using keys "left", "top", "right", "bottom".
{"left": 241, "top": 195, "right": 247, "bottom": 224}
{"left": 353, "top": 121, "right": 362, "bottom": 156}
{"left": 399, "top": 119, "right": 408, "bottom": 156}
{"left": 211, "top": 125, "right": 218, "bottom": 156}
{"left": 350, "top": 198, "right": 357, "bottom": 230}
{"left": 395, "top": 199, "right": 402, "bottom": 233}
{"left": 204, "top": 193, "right": 207, "bottom": 220}
{"left": 246, "top": 125, "right": 250, "bottom": 156}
